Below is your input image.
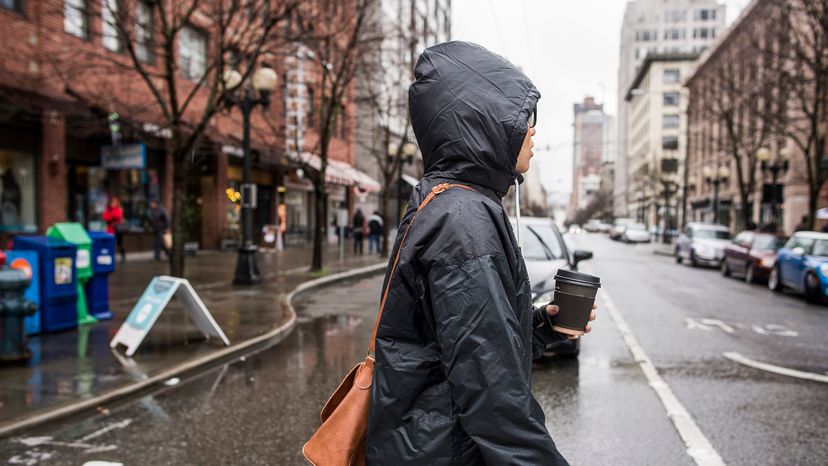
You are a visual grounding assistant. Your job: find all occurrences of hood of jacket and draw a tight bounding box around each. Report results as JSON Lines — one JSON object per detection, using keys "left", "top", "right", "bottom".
{"left": 409, "top": 41, "right": 540, "bottom": 197}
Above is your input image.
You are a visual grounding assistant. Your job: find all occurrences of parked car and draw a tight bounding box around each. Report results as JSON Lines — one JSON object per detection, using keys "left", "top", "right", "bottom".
{"left": 583, "top": 219, "right": 602, "bottom": 233}
{"left": 721, "top": 231, "right": 786, "bottom": 283}
{"left": 568, "top": 224, "right": 583, "bottom": 235}
{"left": 769, "top": 231, "right": 828, "bottom": 303}
{"left": 675, "top": 223, "right": 732, "bottom": 267}
{"left": 621, "top": 223, "right": 651, "bottom": 243}
{"left": 509, "top": 216, "right": 594, "bottom": 358}
{"left": 609, "top": 218, "right": 634, "bottom": 241}
{"left": 596, "top": 222, "right": 612, "bottom": 233}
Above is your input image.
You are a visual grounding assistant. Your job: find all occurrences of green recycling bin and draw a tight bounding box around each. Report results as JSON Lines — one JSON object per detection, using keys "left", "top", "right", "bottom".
{"left": 46, "top": 223, "right": 97, "bottom": 326}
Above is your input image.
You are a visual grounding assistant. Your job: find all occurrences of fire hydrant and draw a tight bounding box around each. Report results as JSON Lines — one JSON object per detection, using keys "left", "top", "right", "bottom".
{"left": 0, "top": 265, "right": 37, "bottom": 362}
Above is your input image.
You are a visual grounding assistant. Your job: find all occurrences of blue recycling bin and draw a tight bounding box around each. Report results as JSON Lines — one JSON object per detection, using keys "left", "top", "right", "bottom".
{"left": 13, "top": 236, "right": 78, "bottom": 333}
{"left": 85, "top": 231, "right": 115, "bottom": 320}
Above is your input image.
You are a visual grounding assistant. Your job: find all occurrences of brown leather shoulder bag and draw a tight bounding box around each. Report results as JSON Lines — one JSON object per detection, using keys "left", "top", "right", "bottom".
{"left": 303, "top": 182, "right": 475, "bottom": 466}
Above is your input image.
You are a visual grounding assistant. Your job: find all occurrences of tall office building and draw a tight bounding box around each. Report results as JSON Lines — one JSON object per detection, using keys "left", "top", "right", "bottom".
{"left": 569, "top": 97, "right": 613, "bottom": 219}
{"left": 615, "top": 0, "right": 726, "bottom": 218}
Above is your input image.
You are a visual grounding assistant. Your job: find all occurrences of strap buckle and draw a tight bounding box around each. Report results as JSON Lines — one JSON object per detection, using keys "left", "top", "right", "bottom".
{"left": 432, "top": 183, "right": 450, "bottom": 194}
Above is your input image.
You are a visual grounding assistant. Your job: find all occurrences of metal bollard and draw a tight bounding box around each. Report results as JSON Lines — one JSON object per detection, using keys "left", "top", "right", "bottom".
{"left": 0, "top": 265, "right": 37, "bottom": 362}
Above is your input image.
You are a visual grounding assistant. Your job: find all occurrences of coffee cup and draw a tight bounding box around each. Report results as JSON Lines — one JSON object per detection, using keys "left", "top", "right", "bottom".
{"left": 547, "top": 269, "right": 601, "bottom": 337}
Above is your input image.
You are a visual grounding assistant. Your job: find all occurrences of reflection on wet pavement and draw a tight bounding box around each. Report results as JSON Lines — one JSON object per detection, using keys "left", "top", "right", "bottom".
{"left": 0, "top": 273, "right": 692, "bottom": 465}
{"left": 0, "top": 249, "right": 382, "bottom": 428}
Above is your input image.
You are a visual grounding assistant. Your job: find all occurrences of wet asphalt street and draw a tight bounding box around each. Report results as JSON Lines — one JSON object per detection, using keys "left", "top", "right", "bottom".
{"left": 1, "top": 233, "right": 827, "bottom": 465}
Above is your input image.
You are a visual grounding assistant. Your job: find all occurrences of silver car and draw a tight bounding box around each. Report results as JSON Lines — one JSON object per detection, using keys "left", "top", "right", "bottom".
{"left": 675, "top": 222, "right": 732, "bottom": 267}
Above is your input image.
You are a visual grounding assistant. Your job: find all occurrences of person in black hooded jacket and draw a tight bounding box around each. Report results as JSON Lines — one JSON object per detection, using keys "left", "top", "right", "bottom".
{"left": 365, "top": 41, "right": 595, "bottom": 465}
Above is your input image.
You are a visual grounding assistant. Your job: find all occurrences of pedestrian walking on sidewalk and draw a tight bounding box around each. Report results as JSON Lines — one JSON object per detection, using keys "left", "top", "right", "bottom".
{"left": 367, "top": 211, "right": 383, "bottom": 255}
{"left": 102, "top": 196, "right": 126, "bottom": 262}
{"left": 794, "top": 215, "right": 809, "bottom": 232}
{"left": 147, "top": 199, "right": 170, "bottom": 261}
{"left": 352, "top": 208, "right": 365, "bottom": 255}
{"left": 366, "top": 41, "right": 595, "bottom": 465}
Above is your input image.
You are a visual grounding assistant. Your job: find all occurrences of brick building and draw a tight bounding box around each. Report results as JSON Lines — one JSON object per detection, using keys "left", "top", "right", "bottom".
{"left": 0, "top": 1, "right": 376, "bottom": 252}
{"left": 684, "top": 0, "right": 828, "bottom": 234}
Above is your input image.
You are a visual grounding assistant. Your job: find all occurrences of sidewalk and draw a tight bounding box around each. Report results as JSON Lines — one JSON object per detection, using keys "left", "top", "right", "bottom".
{"left": 0, "top": 244, "right": 386, "bottom": 436}
{"left": 649, "top": 241, "right": 675, "bottom": 257}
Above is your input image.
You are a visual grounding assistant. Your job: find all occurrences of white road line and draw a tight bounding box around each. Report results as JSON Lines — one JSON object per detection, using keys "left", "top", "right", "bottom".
{"left": 722, "top": 352, "right": 828, "bottom": 384}
{"left": 601, "top": 291, "right": 726, "bottom": 466}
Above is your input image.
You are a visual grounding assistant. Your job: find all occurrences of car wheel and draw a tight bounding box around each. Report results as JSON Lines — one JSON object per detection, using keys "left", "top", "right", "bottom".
{"left": 675, "top": 248, "right": 683, "bottom": 264}
{"left": 804, "top": 273, "right": 822, "bottom": 304}
{"left": 768, "top": 265, "right": 783, "bottom": 292}
{"left": 690, "top": 250, "right": 698, "bottom": 267}
{"left": 745, "top": 264, "right": 756, "bottom": 284}
{"left": 721, "top": 259, "right": 731, "bottom": 277}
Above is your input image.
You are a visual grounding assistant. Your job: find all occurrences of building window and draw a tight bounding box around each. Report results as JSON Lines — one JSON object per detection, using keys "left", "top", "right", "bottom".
{"left": 338, "top": 104, "right": 347, "bottom": 138}
{"left": 693, "top": 28, "right": 713, "bottom": 39}
{"left": 102, "top": 0, "right": 122, "bottom": 52}
{"left": 306, "top": 87, "right": 315, "bottom": 128}
{"left": 64, "top": 0, "right": 89, "bottom": 39}
{"left": 135, "top": 1, "right": 154, "bottom": 63}
{"left": 662, "top": 136, "right": 679, "bottom": 150}
{"left": 663, "top": 114, "right": 680, "bottom": 129}
{"left": 663, "top": 92, "right": 680, "bottom": 106}
{"left": 664, "top": 28, "right": 686, "bottom": 40}
{"left": 663, "top": 69, "right": 680, "bottom": 84}
{"left": 178, "top": 26, "right": 207, "bottom": 81}
{"left": 635, "top": 30, "right": 658, "bottom": 42}
{"left": 0, "top": 149, "right": 38, "bottom": 233}
{"left": 664, "top": 10, "right": 687, "bottom": 23}
{"left": 694, "top": 9, "right": 717, "bottom": 21}
{"left": 1, "top": 0, "right": 23, "bottom": 12}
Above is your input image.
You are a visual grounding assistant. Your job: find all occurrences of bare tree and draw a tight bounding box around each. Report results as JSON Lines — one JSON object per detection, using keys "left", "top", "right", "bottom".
{"left": 292, "top": 0, "right": 381, "bottom": 271}
{"left": 47, "top": 0, "right": 296, "bottom": 276}
{"left": 768, "top": 0, "right": 828, "bottom": 229}
{"left": 354, "top": 0, "right": 423, "bottom": 258}
{"left": 692, "top": 14, "right": 783, "bottom": 230}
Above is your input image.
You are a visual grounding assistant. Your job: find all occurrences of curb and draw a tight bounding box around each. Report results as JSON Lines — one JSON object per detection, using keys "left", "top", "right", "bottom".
{"left": 0, "top": 262, "right": 387, "bottom": 439}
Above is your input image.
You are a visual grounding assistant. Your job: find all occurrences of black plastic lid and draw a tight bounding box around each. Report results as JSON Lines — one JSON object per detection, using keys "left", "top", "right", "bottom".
{"left": 554, "top": 268, "right": 601, "bottom": 288}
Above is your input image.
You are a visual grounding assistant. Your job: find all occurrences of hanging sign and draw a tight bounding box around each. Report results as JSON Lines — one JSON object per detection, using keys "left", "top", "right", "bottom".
{"left": 110, "top": 276, "right": 230, "bottom": 356}
{"left": 101, "top": 143, "right": 146, "bottom": 170}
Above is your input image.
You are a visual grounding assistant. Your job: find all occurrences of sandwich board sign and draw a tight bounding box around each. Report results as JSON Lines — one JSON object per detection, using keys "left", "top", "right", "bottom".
{"left": 110, "top": 276, "right": 230, "bottom": 356}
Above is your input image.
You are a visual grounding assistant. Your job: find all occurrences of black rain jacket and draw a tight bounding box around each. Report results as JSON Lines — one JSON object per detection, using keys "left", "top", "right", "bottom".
{"left": 366, "top": 41, "right": 569, "bottom": 465}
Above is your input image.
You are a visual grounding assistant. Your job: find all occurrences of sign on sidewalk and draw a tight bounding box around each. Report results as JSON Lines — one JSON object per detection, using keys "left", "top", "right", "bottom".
{"left": 110, "top": 276, "right": 230, "bottom": 356}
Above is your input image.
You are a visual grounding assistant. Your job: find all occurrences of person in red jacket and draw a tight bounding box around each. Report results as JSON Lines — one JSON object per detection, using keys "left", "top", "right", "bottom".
{"left": 102, "top": 196, "right": 126, "bottom": 262}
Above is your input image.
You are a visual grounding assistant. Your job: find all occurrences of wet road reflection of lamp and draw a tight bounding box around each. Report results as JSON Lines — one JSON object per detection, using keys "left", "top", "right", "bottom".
{"left": 224, "top": 66, "right": 278, "bottom": 285}
{"left": 756, "top": 146, "right": 790, "bottom": 227}
{"left": 704, "top": 164, "right": 730, "bottom": 224}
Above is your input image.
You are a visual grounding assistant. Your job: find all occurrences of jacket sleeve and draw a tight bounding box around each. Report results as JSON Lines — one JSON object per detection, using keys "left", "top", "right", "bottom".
{"left": 428, "top": 254, "right": 568, "bottom": 465}
{"left": 531, "top": 306, "right": 569, "bottom": 360}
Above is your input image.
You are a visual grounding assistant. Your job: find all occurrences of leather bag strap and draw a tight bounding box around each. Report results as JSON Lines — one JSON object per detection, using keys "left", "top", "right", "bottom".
{"left": 367, "top": 182, "right": 476, "bottom": 356}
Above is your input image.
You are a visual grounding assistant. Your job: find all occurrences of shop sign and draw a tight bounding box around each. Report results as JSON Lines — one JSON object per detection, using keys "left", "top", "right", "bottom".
{"left": 111, "top": 275, "right": 230, "bottom": 357}
{"left": 222, "top": 144, "right": 244, "bottom": 158}
{"left": 101, "top": 143, "right": 146, "bottom": 170}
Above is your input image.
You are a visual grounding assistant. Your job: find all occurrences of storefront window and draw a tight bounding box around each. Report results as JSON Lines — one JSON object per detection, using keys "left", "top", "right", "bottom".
{"left": 0, "top": 150, "right": 37, "bottom": 233}
{"left": 87, "top": 167, "right": 160, "bottom": 231}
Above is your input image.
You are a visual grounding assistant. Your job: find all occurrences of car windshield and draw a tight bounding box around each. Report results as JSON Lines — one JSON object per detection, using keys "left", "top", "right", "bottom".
{"left": 695, "top": 229, "right": 730, "bottom": 240}
{"left": 811, "top": 239, "right": 828, "bottom": 257}
{"left": 753, "top": 235, "right": 784, "bottom": 251}
{"left": 510, "top": 221, "right": 565, "bottom": 261}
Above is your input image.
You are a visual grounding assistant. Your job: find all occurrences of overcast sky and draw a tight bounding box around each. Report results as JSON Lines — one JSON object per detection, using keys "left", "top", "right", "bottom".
{"left": 450, "top": 0, "right": 751, "bottom": 195}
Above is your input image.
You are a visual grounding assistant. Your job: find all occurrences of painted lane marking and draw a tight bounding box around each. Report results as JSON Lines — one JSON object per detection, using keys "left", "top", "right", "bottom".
{"left": 601, "top": 292, "right": 725, "bottom": 466}
{"left": 699, "top": 319, "right": 734, "bottom": 334}
{"left": 722, "top": 352, "right": 828, "bottom": 384}
{"left": 685, "top": 318, "right": 713, "bottom": 331}
{"left": 81, "top": 419, "right": 133, "bottom": 442}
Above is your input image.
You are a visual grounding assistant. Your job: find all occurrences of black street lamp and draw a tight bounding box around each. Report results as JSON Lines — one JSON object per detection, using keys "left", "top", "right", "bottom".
{"left": 389, "top": 142, "right": 417, "bottom": 224}
{"left": 223, "top": 66, "right": 279, "bottom": 285}
{"left": 756, "top": 146, "right": 790, "bottom": 228}
{"left": 660, "top": 174, "right": 680, "bottom": 244}
{"left": 704, "top": 164, "right": 730, "bottom": 224}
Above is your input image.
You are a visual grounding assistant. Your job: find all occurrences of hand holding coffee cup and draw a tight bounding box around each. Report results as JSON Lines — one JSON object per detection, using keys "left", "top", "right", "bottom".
{"left": 541, "top": 269, "right": 601, "bottom": 338}
{"left": 543, "top": 303, "right": 597, "bottom": 339}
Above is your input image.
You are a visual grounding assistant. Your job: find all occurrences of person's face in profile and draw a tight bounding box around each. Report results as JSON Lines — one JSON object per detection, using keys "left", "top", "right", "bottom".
{"left": 516, "top": 125, "right": 536, "bottom": 174}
